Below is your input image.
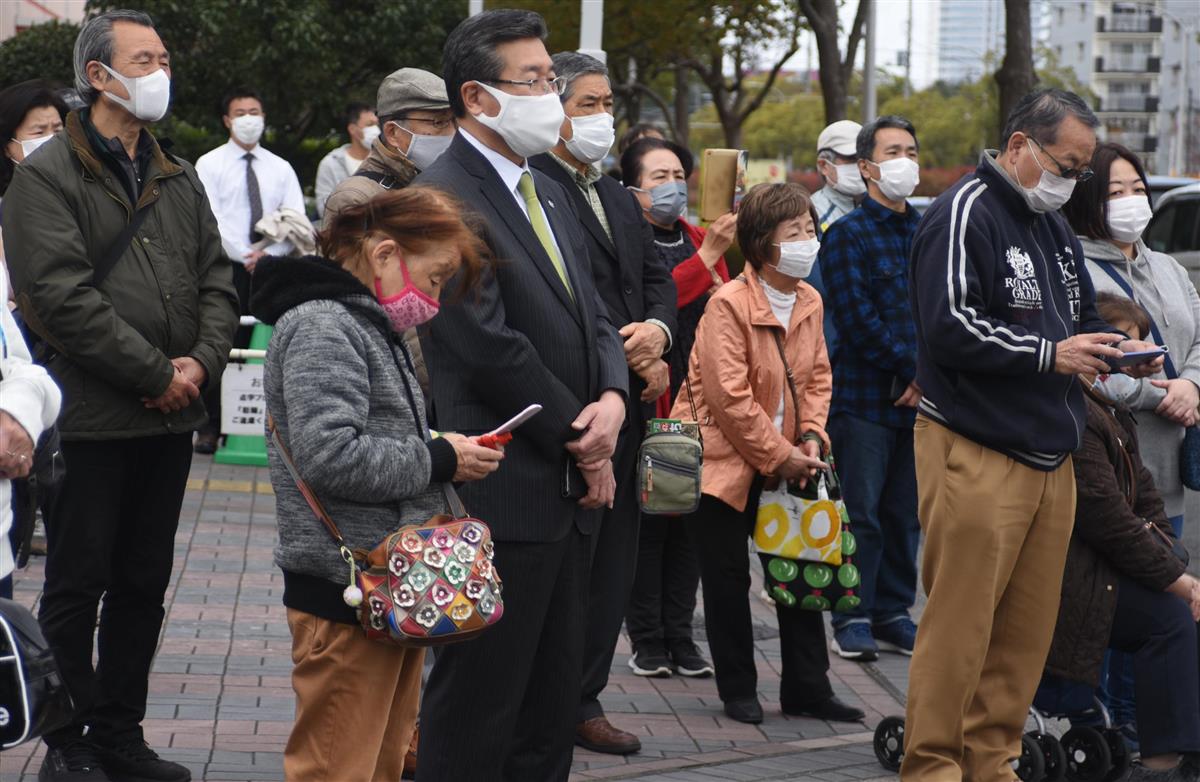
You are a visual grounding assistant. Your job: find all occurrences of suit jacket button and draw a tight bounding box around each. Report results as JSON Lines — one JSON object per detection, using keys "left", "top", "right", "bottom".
{"left": 624, "top": 286, "right": 633, "bottom": 295}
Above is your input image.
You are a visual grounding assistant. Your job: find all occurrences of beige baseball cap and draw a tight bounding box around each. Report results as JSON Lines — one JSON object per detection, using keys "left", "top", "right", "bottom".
{"left": 817, "top": 120, "right": 863, "bottom": 156}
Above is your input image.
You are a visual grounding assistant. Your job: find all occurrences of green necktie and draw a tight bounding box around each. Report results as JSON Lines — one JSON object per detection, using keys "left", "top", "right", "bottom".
{"left": 517, "top": 171, "right": 574, "bottom": 300}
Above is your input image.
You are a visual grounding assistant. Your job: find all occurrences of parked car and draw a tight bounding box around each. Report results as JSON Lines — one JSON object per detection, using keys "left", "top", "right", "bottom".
{"left": 1145, "top": 183, "right": 1200, "bottom": 291}
{"left": 1148, "top": 175, "right": 1199, "bottom": 206}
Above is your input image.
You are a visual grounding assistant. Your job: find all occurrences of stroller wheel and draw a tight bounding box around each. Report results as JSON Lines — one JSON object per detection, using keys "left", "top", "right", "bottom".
{"left": 1030, "top": 731, "right": 1068, "bottom": 782}
{"left": 1015, "top": 733, "right": 1047, "bottom": 781}
{"left": 1062, "top": 726, "right": 1113, "bottom": 782}
{"left": 1101, "top": 728, "right": 1131, "bottom": 782}
{"left": 873, "top": 715, "right": 905, "bottom": 772}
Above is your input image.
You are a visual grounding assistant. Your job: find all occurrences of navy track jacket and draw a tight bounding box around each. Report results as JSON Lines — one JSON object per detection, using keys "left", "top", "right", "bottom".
{"left": 909, "top": 152, "right": 1117, "bottom": 470}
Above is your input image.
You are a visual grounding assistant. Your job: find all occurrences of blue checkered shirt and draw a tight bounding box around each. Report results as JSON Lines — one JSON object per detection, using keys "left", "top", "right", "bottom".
{"left": 820, "top": 194, "right": 921, "bottom": 428}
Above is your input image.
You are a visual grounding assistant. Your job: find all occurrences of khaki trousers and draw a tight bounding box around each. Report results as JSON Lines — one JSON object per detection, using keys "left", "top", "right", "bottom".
{"left": 284, "top": 608, "right": 424, "bottom": 782}
{"left": 901, "top": 417, "right": 1075, "bottom": 782}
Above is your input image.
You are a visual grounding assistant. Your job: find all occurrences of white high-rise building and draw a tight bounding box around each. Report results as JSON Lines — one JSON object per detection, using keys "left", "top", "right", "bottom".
{"left": 0, "top": 0, "right": 86, "bottom": 43}
{"left": 1045, "top": 0, "right": 1200, "bottom": 175}
{"left": 936, "top": 0, "right": 1008, "bottom": 84}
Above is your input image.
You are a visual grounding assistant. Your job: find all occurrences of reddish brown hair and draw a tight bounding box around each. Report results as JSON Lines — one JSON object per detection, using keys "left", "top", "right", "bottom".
{"left": 736, "top": 183, "right": 818, "bottom": 270}
{"left": 1095, "top": 292, "right": 1150, "bottom": 339}
{"left": 320, "top": 186, "right": 487, "bottom": 298}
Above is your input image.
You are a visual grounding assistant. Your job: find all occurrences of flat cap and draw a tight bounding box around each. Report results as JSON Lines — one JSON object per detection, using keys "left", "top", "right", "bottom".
{"left": 377, "top": 68, "right": 449, "bottom": 116}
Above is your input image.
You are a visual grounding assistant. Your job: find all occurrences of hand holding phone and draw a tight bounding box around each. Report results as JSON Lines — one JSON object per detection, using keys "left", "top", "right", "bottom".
{"left": 477, "top": 404, "right": 542, "bottom": 450}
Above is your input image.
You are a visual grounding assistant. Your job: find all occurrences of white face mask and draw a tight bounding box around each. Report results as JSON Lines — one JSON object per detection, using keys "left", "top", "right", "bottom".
{"left": 1018, "top": 139, "right": 1077, "bottom": 213}
{"left": 1106, "top": 195, "right": 1153, "bottom": 243}
{"left": 830, "top": 162, "right": 866, "bottom": 197}
{"left": 474, "top": 81, "right": 565, "bottom": 159}
{"left": 772, "top": 238, "right": 821, "bottom": 279}
{"left": 14, "top": 133, "right": 54, "bottom": 159}
{"left": 563, "top": 112, "right": 615, "bottom": 164}
{"left": 231, "top": 114, "right": 264, "bottom": 146}
{"left": 101, "top": 64, "right": 170, "bottom": 122}
{"left": 360, "top": 124, "right": 381, "bottom": 149}
{"left": 393, "top": 123, "right": 453, "bottom": 170}
{"left": 869, "top": 157, "right": 920, "bottom": 201}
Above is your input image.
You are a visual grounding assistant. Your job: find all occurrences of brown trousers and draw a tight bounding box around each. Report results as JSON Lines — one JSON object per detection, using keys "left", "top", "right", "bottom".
{"left": 285, "top": 608, "right": 424, "bottom": 782}
{"left": 901, "top": 417, "right": 1075, "bottom": 782}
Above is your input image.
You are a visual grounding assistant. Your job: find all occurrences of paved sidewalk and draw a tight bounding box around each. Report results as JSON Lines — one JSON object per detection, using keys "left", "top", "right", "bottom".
{"left": 4, "top": 454, "right": 912, "bottom": 782}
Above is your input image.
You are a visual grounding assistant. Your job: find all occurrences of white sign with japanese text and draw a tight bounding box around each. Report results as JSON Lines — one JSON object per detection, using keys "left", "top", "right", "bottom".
{"left": 220, "top": 363, "right": 265, "bottom": 436}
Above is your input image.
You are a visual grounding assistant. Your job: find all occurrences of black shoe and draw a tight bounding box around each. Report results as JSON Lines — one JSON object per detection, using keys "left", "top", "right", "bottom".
{"left": 193, "top": 431, "right": 219, "bottom": 455}
{"left": 723, "top": 697, "right": 764, "bottom": 724}
{"left": 39, "top": 741, "right": 111, "bottom": 782}
{"left": 628, "top": 640, "right": 672, "bottom": 677}
{"left": 667, "top": 639, "right": 714, "bottom": 678}
{"left": 93, "top": 739, "right": 191, "bottom": 782}
{"left": 782, "top": 695, "right": 865, "bottom": 723}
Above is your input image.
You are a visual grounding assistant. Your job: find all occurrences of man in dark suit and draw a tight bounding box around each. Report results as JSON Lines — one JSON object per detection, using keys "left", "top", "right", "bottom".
{"left": 413, "top": 10, "right": 629, "bottom": 782}
{"left": 529, "top": 51, "right": 679, "bottom": 756}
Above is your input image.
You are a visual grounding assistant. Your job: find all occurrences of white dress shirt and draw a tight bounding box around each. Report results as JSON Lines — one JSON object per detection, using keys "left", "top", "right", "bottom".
{"left": 195, "top": 139, "right": 306, "bottom": 263}
{"left": 459, "top": 129, "right": 562, "bottom": 254}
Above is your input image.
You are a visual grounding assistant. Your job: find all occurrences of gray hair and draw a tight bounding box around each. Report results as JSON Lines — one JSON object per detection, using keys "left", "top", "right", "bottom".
{"left": 73, "top": 9, "right": 155, "bottom": 104}
{"left": 816, "top": 149, "right": 839, "bottom": 165}
{"left": 550, "top": 51, "right": 608, "bottom": 102}
{"left": 1000, "top": 88, "right": 1098, "bottom": 149}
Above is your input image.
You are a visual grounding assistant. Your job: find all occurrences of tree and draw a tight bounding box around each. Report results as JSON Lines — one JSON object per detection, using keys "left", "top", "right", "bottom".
{"left": 87, "top": 0, "right": 467, "bottom": 180}
{"left": 797, "top": 0, "right": 869, "bottom": 124}
{"left": 675, "top": 1, "right": 805, "bottom": 148}
{"left": 0, "top": 21, "right": 79, "bottom": 91}
{"left": 994, "top": 0, "right": 1036, "bottom": 140}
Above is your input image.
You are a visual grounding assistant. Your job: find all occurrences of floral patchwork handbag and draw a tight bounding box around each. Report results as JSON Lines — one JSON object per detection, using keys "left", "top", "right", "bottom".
{"left": 269, "top": 418, "right": 504, "bottom": 646}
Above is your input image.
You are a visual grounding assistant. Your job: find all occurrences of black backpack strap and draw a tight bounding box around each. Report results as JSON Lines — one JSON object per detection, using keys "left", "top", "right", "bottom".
{"left": 355, "top": 170, "right": 398, "bottom": 190}
{"left": 93, "top": 206, "right": 151, "bottom": 288}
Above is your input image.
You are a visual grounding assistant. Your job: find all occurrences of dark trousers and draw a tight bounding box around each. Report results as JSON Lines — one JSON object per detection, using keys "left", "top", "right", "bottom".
{"left": 39, "top": 434, "right": 193, "bottom": 747}
{"left": 625, "top": 508, "right": 700, "bottom": 646}
{"left": 690, "top": 483, "right": 834, "bottom": 708}
{"left": 1102, "top": 512, "right": 1185, "bottom": 729}
{"left": 203, "top": 262, "right": 253, "bottom": 433}
{"left": 1106, "top": 573, "right": 1200, "bottom": 757}
{"left": 418, "top": 526, "right": 590, "bottom": 782}
{"left": 827, "top": 413, "right": 920, "bottom": 629}
{"left": 579, "top": 430, "right": 641, "bottom": 722}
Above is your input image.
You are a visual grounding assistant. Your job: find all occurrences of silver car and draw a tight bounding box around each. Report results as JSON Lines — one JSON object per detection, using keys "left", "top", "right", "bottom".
{"left": 1145, "top": 183, "right": 1200, "bottom": 291}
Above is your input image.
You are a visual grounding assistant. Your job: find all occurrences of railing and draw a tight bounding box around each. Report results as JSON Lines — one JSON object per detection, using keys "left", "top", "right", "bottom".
{"left": 1096, "top": 14, "right": 1163, "bottom": 33}
{"left": 1095, "top": 54, "right": 1161, "bottom": 73}
{"left": 1099, "top": 94, "right": 1159, "bottom": 112}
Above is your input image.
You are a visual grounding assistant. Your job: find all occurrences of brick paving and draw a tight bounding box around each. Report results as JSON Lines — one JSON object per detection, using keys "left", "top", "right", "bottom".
{"left": 3, "top": 454, "right": 913, "bottom": 782}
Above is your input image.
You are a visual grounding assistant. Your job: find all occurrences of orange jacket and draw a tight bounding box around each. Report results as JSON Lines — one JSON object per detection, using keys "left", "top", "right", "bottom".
{"left": 670, "top": 265, "right": 831, "bottom": 512}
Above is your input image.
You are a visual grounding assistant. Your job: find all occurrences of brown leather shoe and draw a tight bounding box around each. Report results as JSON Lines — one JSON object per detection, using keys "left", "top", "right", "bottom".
{"left": 401, "top": 725, "right": 418, "bottom": 779}
{"left": 575, "top": 716, "right": 642, "bottom": 755}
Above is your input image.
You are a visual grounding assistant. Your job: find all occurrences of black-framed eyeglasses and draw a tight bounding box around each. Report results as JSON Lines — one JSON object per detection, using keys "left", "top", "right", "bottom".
{"left": 482, "top": 77, "right": 565, "bottom": 96}
{"left": 1029, "top": 136, "right": 1094, "bottom": 182}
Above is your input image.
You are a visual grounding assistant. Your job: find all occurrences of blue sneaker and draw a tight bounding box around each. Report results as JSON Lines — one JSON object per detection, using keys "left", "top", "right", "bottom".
{"left": 832, "top": 622, "right": 878, "bottom": 661}
{"left": 873, "top": 618, "right": 917, "bottom": 656}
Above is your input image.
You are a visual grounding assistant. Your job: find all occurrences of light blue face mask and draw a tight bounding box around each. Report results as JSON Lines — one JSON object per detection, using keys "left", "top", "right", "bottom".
{"left": 631, "top": 180, "right": 688, "bottom": 225}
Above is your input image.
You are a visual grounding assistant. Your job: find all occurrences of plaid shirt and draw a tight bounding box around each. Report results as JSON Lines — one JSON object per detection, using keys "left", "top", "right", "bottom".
{"left": 820, "top": 194, "right": 921, "bottom": 428}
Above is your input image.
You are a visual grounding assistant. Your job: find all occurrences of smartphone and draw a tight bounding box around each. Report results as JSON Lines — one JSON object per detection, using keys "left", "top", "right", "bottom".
{"left": 562, "top": 459, "right": 587, "bottom": 499}
{"left": 1108, "top": 347, "right": 1167, "bottom": 370}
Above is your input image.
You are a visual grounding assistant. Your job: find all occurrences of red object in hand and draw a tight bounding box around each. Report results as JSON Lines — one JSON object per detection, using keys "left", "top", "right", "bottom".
{"left": 477, "top": 432, "right": 513, "bottom": 450}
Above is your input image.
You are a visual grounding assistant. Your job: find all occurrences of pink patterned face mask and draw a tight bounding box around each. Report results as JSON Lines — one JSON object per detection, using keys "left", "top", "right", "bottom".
{"left": 375, "top": 260, "right": 440, "bottom": 332}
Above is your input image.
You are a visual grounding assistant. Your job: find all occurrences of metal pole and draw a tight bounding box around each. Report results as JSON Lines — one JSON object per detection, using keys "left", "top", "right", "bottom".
{"left": 863, "top": 0, "right": 877, "bottom": 122}
{"left": 579, "top": 0, "right": 606, "bottom": 64}
{"left": 904, "top": 0, "right": 913, "bottom": 99}
{"left": 468, "top": 0, "right": 483, "bottom": 16}
{"left": 1160, "top": 7, "right": 1194, "bottom": 175}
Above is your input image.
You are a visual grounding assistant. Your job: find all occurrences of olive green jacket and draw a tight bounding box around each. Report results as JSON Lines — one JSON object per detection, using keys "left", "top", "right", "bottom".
{"left": 2, "top": 110, "right": 238, "bottom": 440}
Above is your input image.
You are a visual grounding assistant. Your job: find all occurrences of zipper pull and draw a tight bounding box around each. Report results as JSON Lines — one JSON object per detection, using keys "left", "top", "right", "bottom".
{"left": 644, "top": 455, "right": 653, "bottom": 493}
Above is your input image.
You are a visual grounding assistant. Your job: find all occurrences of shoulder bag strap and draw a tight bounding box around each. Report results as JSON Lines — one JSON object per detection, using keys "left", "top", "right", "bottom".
{"left": 93, "top": 206, "right": 152, "bottom": 288}
{"left": 1091, "top": 260, "right": 1178, "bottom": 379}
{"left": 267, "top": 414, "right": 348, "bottom": 551}
{"left": 356, "top": 170, "right": 397, "bottom": 190}
{"left": 771, "top": 329, "right": 802, "bottom": 441}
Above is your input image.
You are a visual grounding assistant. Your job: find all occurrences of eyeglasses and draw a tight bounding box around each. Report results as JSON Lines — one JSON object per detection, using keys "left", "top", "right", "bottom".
{"left": 394, "top": 116, "right": 455, "bottom": 131}
{"left": 1028, "top": 136, "right": 1094, "bottom": 182}
{"left": 482, "top": 77, "right": 565, "bottom": 96}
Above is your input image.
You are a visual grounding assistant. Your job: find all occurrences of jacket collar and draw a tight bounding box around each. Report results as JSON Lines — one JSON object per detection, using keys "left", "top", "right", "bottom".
{"left": 742, "top": 264, "right": 819, "bottom": 330}
{"left": 978, "top": 149, "right": 1041, "bottom": 221}
{"left": 66, "top": 109, "right": 182, "bottom": 210}
{"left": 359, "top": 139, "right": 419, "bottom": 185}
